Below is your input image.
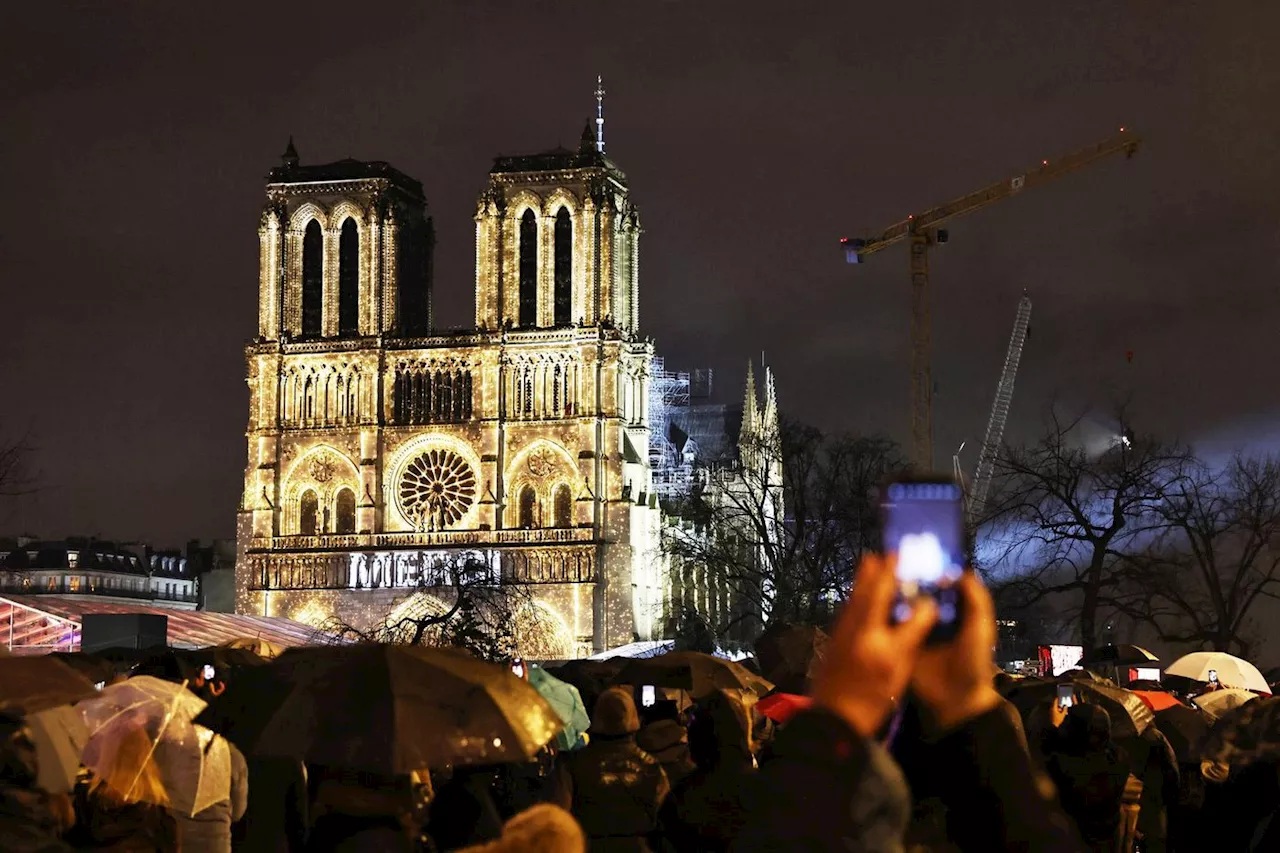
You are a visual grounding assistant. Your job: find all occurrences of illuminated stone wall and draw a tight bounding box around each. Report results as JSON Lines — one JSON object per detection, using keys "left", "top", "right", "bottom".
{"left": 235, "top": 148, "right": 669, "bottom": 656}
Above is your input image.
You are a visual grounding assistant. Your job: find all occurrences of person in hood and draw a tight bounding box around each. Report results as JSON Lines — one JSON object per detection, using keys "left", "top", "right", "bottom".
{"left": 454, "top": 803, "right": 584, "bottom": 853}
{"left": 1044, "top": 704, "right": 1131, "bottom": 852}
{"left": 658, "top": 689, "right": 757, "bottom": 851}
{"left": 636, "top": 701, "right": 695, "bottom": 789}
{"left": 555, "top": 686, "right": 669, "bottom": 852}
{"left": 0, "top": 712, "right": 74, "bottom": 853}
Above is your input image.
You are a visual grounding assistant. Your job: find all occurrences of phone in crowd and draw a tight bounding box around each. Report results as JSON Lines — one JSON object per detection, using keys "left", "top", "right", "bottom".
{"left": 1057, "top": 684, "right": 1074, "bottom": 709}
{"left": 641, "top": 685, "right": 656, "bottom": 707}
{"left": 1208, "top": 669, "right": 1218, "bottom": 684}
{"left": 881, "top": 477, "right": 968, "bottom": 644}
{"left": 510, "top": 659, "right": 526, "bottom": 680}
{"left": 201, "top": 664, "right": 216, "bottom": 681}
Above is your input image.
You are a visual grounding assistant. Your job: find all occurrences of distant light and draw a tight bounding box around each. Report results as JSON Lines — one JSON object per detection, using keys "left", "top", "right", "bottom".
{"left": 1122, "top": 435, "right": 1132, "bottom": 449}
{"left": 1119, "top": 126, "right": 1126, "bottom": 132}
{"left": 492, "top": 737, "right": 503, "bottom": 748}
{"left": 1042, "top": 159, "right": 1049, "bottom": 165}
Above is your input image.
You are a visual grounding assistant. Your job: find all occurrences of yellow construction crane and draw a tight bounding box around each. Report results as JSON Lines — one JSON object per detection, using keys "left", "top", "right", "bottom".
{"left": 841, "top": 129, "right": 1141, "bottom": 469}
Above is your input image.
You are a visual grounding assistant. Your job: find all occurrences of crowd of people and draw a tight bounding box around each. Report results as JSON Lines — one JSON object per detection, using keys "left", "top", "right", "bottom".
{"left": 1, "top": 554, "right": 1277, "bottom": 852}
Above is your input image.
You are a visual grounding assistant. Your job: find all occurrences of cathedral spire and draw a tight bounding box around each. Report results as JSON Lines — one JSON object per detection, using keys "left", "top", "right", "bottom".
{"left": 594, "top": 75, "right": 606, "bottom": 154}
{"left": 741, "top": 360, "right": 760, "bottom": 438}
{"left": 281, "top": 136, "right": 299, "bottom": 168}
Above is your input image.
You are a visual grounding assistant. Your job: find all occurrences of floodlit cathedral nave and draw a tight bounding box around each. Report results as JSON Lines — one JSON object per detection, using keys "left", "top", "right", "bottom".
{"left": 235, "top": 104, "right": 780, "bottom": 658}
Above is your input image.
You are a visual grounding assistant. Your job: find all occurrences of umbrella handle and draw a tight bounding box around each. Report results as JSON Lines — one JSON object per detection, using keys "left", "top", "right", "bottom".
{"left": 125, "top": 679, "right": 187, "bottom": 803}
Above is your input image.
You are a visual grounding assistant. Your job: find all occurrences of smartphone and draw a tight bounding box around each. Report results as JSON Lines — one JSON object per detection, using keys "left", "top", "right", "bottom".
{"left": 1057, "top": 684, "right": 1074, "bottom": 709}
{"left": 1208, "top": 669, "right": 1218, "bottom": 684}
{"left": 510, "top": 659, "right": 526, "bottom": 680}
{"left": 881, "top": 477, "right": 968, "bottom": 643}
{"left": 641, "top": 685, "right": 656, "bottom": 707}
{"left": 201, "top": 664, "right": 216, "bottom": 681}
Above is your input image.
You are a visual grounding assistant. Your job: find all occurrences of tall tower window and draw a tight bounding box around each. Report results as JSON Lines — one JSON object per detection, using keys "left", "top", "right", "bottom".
{"left": 338, "top": 218, "right": 359, "bottom": 336}
{"left": 518, "top": 209, "right": 537, "bottom": 328}
{"left": 553, "top": 208, "right": 572, "bottom": 325}
{"left": 335, "top": 488, "right": 356, "bottom": 534}
{"left": 518, "top": 485, "right": 538, "bottom": 529}
{"left": 299, "top": 490, "right": 319, "bottom": 535}
{"left": 301, "top": 220, "right": 324, "bottom": 338}
{"left": 553, "top": 484, "right": 572, "bottom": 528}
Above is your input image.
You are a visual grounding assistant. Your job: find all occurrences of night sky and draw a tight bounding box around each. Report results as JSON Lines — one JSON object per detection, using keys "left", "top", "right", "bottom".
{"left": 4, "top": 2, "right": 1278, "bottom": 546}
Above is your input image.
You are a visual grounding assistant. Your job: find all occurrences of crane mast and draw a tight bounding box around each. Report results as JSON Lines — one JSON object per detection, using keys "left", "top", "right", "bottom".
{"left": 841, "top": 129, "right": 1140, "bottom": 469}
{"left": 967, "top": 292, "right": 1032, "bottom": 522}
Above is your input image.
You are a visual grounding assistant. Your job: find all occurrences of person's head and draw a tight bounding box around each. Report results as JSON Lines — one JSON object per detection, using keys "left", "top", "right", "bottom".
{"left": 88, "top": 722, "right": 169, "bottom": 807}
{"left": 0, "top": 711, "right": 39, "bottom": 788}
{"left": 642, "top": 699, "right": 681, "bottom": 726}
{"left": 589, "top": 687, "right": 640, "bottom": 738}
{"left": 1062, "top": 702, "right": 1112, "bottom": 754}
{"left": 688, "top": 689, "right": 753, "bottom": 770}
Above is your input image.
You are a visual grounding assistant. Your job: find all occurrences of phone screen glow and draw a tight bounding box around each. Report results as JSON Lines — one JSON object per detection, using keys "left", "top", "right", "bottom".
{"left": 884, "top": 482, "right": 964, "bottom": 624}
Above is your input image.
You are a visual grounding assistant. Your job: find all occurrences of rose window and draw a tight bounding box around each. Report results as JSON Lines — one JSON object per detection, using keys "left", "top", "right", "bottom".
{"left": 397, "top": 448, "right": 477, "bottom": 529}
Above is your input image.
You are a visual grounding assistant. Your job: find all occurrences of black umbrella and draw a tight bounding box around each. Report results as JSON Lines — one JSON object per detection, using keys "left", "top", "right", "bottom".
{"left": 195, "top": 644, "right": 563, "bottom": 774}
{"left": 1201, "top": 695, "right": 1280, "bottom": 767}
{"left": 0, "top": 655, "right": 99, "bottom": 715}
{"left": 1076, "top": 644, "right": 1159, "bottom": 667}
{"left": 1006, "top": 678, "right": 1154, "bottom": 739}
{"left": 754, "top": 624, "right": 827, "bottom": 694}
{"left": 1152, "top": 704, "right": 1210, "bottom": 765}
{"left": 49, "top": 652, "right": 117, "bottom": 685}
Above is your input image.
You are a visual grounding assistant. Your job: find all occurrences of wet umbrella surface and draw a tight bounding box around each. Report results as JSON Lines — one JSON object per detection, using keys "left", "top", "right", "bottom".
{"left": 0, "top": 655, "right": 99, "bottom": 715}
{"left": 615, "top": 651, "right": 774, "bottom": 699}
{"left": 196, "top": 644, "right": 563, "bottom": 774}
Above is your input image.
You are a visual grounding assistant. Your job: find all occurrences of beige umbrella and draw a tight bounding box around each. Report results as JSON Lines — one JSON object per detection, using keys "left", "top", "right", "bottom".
{"left": 1193, "top": 688, "right": 1259, "bottom": 720}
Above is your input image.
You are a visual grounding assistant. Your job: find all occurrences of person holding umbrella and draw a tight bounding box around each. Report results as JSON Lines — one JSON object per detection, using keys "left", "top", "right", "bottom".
{"left": 65, "top": 719, "right": 179, "bottom": 851}
{"left": 0, "top": 711, "right": 75, "bottom": 853}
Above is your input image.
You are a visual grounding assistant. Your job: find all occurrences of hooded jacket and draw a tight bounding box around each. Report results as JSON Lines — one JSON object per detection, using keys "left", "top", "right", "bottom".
{"left": 659, "top": 690, "right": 758, "bottom": 852}
{"left": 557, "top": 688, "right": 670, "bottom": 853}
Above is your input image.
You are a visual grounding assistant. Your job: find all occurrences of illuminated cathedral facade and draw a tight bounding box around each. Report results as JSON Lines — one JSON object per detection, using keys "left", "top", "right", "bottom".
{"left": 235, "top": 103, "right": 772, "bottom": 657}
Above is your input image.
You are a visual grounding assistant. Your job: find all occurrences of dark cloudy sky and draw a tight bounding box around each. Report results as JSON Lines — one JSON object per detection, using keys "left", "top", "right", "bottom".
{"left": 3, "top": 1, "right": 1277, "bottom": 545}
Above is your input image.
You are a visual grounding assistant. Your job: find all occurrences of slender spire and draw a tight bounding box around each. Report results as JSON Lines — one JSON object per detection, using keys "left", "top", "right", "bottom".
{"left": 281, "top": 136, "right": 299, "bottom": 168}
{"left": 594, "top": 75, "right": 606, "bottom": 154}
{"left": 741, "top": 360, "right": 760, "bottom": 437}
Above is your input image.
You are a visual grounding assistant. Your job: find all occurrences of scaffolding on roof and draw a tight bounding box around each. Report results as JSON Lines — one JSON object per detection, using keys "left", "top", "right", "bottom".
{"left": 649, "top": 357, "right": 693, "bottom": 499}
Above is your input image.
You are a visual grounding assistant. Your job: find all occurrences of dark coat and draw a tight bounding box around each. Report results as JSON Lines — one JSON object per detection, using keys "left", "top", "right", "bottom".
{"left": 658, "top": 690, "right": 757, "bottom": 852}
{"left": 1045, "top": 706, "right": 1131, "bottom": 852}
{"left": 66, "top": 785, "right": 180, "bottom": 853}
{"left": 558, "top": 734, "right": 670, "bottom": 853}
{"left": 635, "top": 720, "right": 696, "bottom": 790}
{"left": 735, "top": 704, "right": 1090, "bottom": 853}
{"left": 427, "top": 769, "right": 504, "bottom": 851}
{"left": 304, "top": 813, "right": 415, "bottom": 853}
{"left": 232, "top": 757, "right": 308, "bottom": 853}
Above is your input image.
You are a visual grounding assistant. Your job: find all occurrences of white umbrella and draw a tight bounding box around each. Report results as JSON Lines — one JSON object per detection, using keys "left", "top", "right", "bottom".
{"left": 1165, "top": 652, "right": 1271, "bottom": 694}
{"left": 1193, "top": 688, "right": 1259, "bottom": 720}
{"left": 79, "top": 676, "right": 231, "bottom": 817}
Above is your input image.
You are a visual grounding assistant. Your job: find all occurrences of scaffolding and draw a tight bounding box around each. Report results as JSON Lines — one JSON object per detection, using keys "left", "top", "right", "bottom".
{"left": 649, "top": 357, "right": 693, "bottom": 499}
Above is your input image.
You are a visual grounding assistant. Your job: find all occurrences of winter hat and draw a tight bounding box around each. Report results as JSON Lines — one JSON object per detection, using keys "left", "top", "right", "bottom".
{"left": 590, "top": 686, "right": 640, "bottom": 736}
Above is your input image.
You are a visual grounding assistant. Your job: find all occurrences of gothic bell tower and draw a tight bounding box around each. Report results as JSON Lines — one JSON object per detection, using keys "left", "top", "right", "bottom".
{"left": 472, "top": 83, "right": 641, "bottom": 334}
{"left": 255, "top": 140, "right": 435, "bottom": 342}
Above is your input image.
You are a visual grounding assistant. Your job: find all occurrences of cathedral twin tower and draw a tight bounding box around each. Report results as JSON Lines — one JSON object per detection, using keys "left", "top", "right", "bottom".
{"left": 236, "top": 116, "right": 667, "bottom": 657}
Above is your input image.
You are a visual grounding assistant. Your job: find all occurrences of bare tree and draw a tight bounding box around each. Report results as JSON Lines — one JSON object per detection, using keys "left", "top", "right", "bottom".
{"left": 982, "top": 408, "right": 1189, "bottom": 655}
{"left": 318, "top": 552, "right": 541, "bottom": 661}
{"left": 1115, "top": 454, "right": 1280, "bottom": 657}
{"left": 663, "top": 419, "right": 904, "bottom": 641}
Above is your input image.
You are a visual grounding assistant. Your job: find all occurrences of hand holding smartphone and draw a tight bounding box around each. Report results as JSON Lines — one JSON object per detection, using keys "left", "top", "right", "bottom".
{"left": 881, "top": 477, "right": 968, "bottom": 644}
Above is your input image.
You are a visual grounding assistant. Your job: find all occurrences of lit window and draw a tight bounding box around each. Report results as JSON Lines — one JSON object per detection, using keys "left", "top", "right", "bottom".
{"left": 67, "top": 551, "right": 79, "bottom": 569}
